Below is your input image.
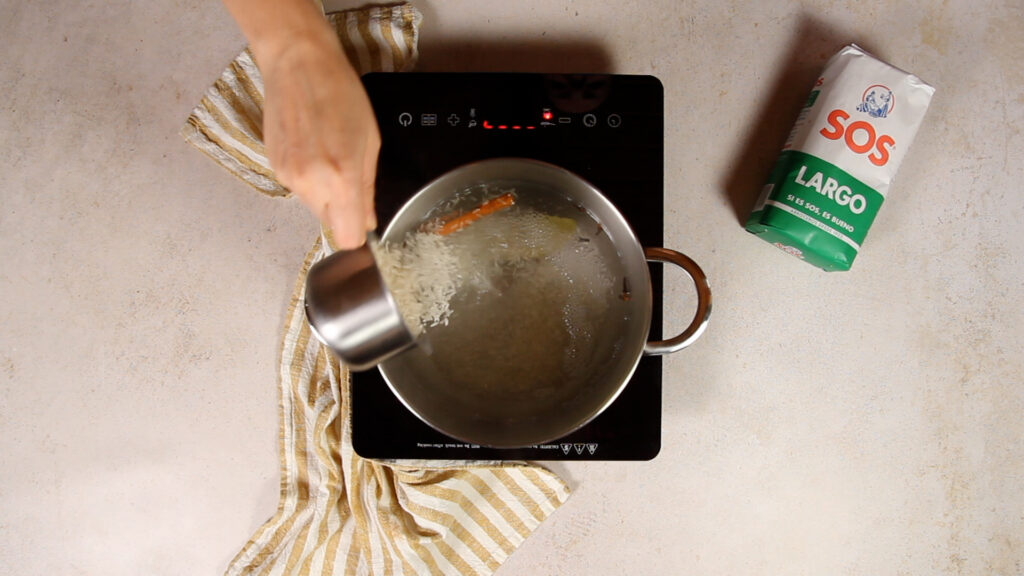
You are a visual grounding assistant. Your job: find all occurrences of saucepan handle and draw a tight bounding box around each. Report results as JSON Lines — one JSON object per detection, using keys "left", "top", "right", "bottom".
{"left": 643, "top": 247, "right": 712, "bottom": 355}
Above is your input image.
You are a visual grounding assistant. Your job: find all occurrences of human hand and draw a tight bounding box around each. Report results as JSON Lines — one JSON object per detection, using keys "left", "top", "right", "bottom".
{"left": 254, "top": 18, "right": 380, "bottom": 249}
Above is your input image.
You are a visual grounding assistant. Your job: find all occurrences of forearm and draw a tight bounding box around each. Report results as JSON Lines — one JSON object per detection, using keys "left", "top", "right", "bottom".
{"left": 220, "top": 0, "right": 379, "bottom": 248}
{"left": 220, "top": 0, "right": 337, "bottom": 65}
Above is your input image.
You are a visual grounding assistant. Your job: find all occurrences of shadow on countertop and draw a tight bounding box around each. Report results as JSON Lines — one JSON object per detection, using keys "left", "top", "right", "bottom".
{"left": 720, "top": 16, "right": 878, "bottom": 227}
{"left": 415, "top": 38, "right": 614, "bottom": 74}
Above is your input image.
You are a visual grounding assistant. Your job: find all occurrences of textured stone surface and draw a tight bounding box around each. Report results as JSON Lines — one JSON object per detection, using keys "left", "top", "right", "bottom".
{"left": 2, "top": 1, "right": 1021, "bottom": 574}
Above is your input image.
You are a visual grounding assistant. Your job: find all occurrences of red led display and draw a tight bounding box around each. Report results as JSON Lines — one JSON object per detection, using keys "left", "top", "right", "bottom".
{"left": 480, "top": 109, "right": 552, "bottom": 130}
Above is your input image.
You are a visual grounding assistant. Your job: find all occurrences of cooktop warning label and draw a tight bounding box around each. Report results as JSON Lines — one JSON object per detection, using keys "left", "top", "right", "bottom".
{"left": 561, "top": 443, "right": 599, "bottom": 455}
{"left": 409, "top": 442, "right": 600, "bottom": 455}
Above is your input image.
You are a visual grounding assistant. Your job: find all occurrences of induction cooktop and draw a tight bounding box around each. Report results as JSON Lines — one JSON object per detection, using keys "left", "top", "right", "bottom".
{"left": 352, "top": 73, "right": 664, "bottom": 460}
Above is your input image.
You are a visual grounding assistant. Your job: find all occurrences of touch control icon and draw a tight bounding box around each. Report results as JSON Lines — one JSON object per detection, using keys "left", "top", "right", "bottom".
{"left": 582, "top": 113, "right": 597, "bottom": 127}
{"left": 607, "top": 114, "right": 622, "bottom": 128}
{"left": 398, "top": 112, "right": 412, "bottom": 127}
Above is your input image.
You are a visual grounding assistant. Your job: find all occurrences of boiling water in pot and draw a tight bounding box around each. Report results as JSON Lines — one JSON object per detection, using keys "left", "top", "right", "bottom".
{"left": 376, "top": 183, "right": 629, "bottom": 410}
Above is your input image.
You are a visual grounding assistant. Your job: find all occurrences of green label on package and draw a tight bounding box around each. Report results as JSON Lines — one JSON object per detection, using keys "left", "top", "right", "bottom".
{"left": 747, "top": 150, "right": 885, "bottom": 270}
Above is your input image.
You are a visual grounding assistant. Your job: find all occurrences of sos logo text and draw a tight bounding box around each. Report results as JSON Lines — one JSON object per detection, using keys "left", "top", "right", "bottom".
{"left": 819, "top": 84, "right": 896, "bottom": 167}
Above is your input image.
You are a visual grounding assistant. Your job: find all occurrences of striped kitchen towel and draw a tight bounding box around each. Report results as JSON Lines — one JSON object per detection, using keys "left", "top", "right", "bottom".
{"left": 225, "top": 235, "right": 570, "bottom": 575}
{"left": 182, "top": 4, "right": 571, "bottom": 575}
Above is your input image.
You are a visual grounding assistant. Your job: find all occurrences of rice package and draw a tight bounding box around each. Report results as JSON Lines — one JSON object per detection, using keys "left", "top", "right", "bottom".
{"left": 746, "top": 44, "right": 935, "bottom": 271}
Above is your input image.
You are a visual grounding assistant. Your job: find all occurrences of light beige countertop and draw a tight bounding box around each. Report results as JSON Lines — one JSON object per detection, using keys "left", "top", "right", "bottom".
{"left": 2, "top": 1, "right": 1021, "bottom": 574}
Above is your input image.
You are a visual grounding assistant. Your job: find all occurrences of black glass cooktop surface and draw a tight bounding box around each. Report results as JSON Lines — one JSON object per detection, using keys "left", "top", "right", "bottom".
{"left": 353, "top": 73, "right": 663, "bottom": 460}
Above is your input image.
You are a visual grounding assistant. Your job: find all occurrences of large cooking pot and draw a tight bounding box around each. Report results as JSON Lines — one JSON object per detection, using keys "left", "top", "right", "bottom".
{"left": 375, "top": 158, "right": 711, "bottom": 448}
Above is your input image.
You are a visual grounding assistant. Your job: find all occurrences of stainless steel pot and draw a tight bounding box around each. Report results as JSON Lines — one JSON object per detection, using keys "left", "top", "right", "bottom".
{"left": 376, "top": 158, "right": 711, "bottom": 448}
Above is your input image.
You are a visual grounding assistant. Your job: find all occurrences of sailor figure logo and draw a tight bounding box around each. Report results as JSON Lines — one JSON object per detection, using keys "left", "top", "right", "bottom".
{"left": 857, "top": 84, "right": 894, "bottom": 118}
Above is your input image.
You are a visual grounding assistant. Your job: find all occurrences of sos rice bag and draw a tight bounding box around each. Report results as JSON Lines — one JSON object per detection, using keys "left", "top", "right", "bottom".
{"left": 746, "top": 44, "right": 935, "bottom": 271}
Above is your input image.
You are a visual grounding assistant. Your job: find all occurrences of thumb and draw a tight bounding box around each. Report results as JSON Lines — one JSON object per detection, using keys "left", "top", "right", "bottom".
{"left": 362, "top": 137, "right": 380, "bottom": 232}
{"left": 325, "top": 201, "right": 368, "bottom": 249}
{"left": 362, "top": 178, "right": 378, "bottom": 232}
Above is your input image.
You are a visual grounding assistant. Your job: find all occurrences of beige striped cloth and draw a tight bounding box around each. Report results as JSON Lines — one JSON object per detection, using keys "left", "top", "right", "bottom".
{"left": 181, "top": 4, "right": 571, "bottom": 575}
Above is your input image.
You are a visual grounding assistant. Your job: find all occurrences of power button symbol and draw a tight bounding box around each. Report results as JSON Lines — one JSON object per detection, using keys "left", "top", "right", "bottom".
{"left": 398, "top": 112, "right": 412, "bottom": 127}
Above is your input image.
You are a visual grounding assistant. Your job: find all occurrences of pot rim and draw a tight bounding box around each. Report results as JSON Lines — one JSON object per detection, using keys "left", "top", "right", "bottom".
{"left": 377, "top": 157, "right": 654, "bottom": 448}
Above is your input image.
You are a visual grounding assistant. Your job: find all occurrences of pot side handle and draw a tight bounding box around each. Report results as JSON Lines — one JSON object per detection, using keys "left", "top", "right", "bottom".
{"left": 642, "top": 247, "right": 712, "bottom": 355}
